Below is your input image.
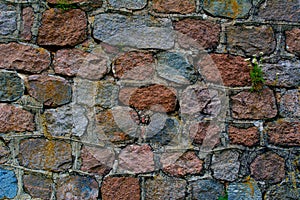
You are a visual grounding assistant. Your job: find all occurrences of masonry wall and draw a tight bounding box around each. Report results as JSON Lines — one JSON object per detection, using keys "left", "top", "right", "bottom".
{"left": 0, "top": 0, "right": 299, "bottom": 199}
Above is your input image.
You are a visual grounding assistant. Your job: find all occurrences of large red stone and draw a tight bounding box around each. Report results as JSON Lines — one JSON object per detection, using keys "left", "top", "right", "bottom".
{"left": 228, "top": 126, "right": 259, "bottom": 147}
{"left": 21, "top": 7, "right": 34, "bottom": 41}
{"left": 286, "top": 28, "right": 300, "bottom": 57}
{"left": 152, "top": 0, "right": 196, "bottom": 14}
{"left": 189, "top": 122, "right": 220, "bottom": 148}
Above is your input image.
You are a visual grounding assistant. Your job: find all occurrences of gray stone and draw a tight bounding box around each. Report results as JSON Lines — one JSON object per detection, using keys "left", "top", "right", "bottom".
{"left": 0, "top": 70, "right": 24, "bottom": 102}
{"left": 278, "top": 89, "right": 300, "bottom": 119}
{"left": 0, "top": 4, "right": 17, "bottom": 36}
{"left": 228, "top": 179, "right": 262, "bottom": 200}
{"left": 93, "top": 14, "right": 174, "bottom": 49}
{"left": 157, "top": 52, "right": 197, "bottom": 84}
{"left": 0, "top": 168, "right": 18, "bottom": 199}
{"left": 108, "top": 0, "right": 147, "bottom": 9}
{"left": 95, "top": 81, "right": 119, "bottom": 109}
{"left": 190, "top": 179, "right": 224, "bottom": 200}
{"left": 265, "top": 182, "right": 300, "bottom": 200}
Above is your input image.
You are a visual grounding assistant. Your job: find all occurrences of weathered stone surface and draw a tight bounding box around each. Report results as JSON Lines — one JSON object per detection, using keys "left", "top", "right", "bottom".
{"left": 108, "top": 0, "right": 147, "bottom": 9}
{"left": 27, "top": 75, "right": 72, "bottom": 107}
{"left": 119, "top": 85, "right": 177, "bottom": 113}
{"left": 157, "top": 52, "right": 197, "bottom": 84}
{"left": 0, "top": 4, "right": 17, "bottom": 36}
{"left": 152, "top": 0, "right": 196, "bottom": 14}
{"left": 0, "top": 71, "right": 24, "bottom": 102}
{"left": 47, "top": 0, "right": 89, "bottom": 3}
{"left": 47, "top": 0, "right": 103, "bottom": 11}
{"left": 174, "top": 18, "right": 220, "bottom": 50}
{"left": 266, "top": 120, "right": 300, "bottom": 147}
{"left": 189, "top": 122, "right": 220, "bottom": 148}
{"left": 190, "top": 179, "right": 224, "bottom": 200}
{"left": 118, "top": 144, "right": 155, "bottom": 173}
{"left": 0, "top": 42, "right": 51, "bottom": 73}
{"left": 112, "top": 51, "right": 154, "bottom": 81}
{"left": 198, "top": 54, "right": 251, "bottom": 87}
{"left": 0, "top": 168, "right": 18, "bottom": 199}
{"left": 228, "top": 178, "right": 262, "bottom": 200}
{"left": 0, "top": 103, "right": 35, "bottom": 133}
{"left": 211, "top": 150, "right": 240, "bottom": 181}
{"left": 21, "top": 7, "right": 34, "bottom": 41}
{"left": 93, "top": 14, "right": 174, "bottom": 49}
{"left": 226, "top": 25, "right": 276, "bottom": 56}
{"left": 265, "top": 182, "right": 300, "bottom": 200}
{"left": 73, "top": 78, "right": 97, "bottom": 107}
{"left": 56, "top": 175, "right": 99, "bottom": 200}
{"left": 54, "top": 48, "right": 108, "bottom": 80}
{"left": 38, "top": 9, "right": 87, "bottom": 46}
{"left": 257, "top": 0, "right": 300, "bottom": 22}
{"left": 95, "top": 81, "right": 119, "bottom": 108}
{"left": 18, "top": 139, "right": 72, "bottom": 172}
{"left": 161, "top": 151, "right": 203, "bottom": 177}
{"left": 231, "top": 88, "right": 278, "bottom": 119}
{"left": 80, "top": 145, "right": 115, "bottom": 175}
{"left": 250, "top": 152, "right": 285, "bottom": 183}
{"left": 0, "top": 140, "right": 9, "bottom": 164}
{"left": 277, "top": 89, "right": 300, "bottom": 118}
{"left": 203, "top": 0, "right": 252, "bottom": 18}
{"left": 23, "top": 174, "right": 53, "bottom": 200}
{"left": 144, "top": 174, "right": 187, "bottom": 200}
{"left": 229, "top": 126, "right": 259, "bottom": 147}
{"left": 101, "top": 177, "right": 140, "bottom": 200}
{"left": 286, "top": 28, "right": 300, "bottom": 56}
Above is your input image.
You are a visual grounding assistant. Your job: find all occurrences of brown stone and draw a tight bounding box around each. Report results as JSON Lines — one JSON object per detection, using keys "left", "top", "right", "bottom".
{"left": 18, "top": 138, "right": 72, "bottom": 172}
{"left": 21, "top": 7, "right": 34, "bottom": 41}
{"left": 189, "top": 122, "right": 220, "bottom": 148}
{"left": 119, "top": 85, "right": 177, "bottom": 113}
{"left": 27, "top": 75, "right": 72, "bottom": 107}
{"left": 162, "top": 151, "right": 203, "bottom": 177}
{"left": 231, "top": 88, "right": 278, "bottom": 119}
{"left": 250, "top": 152, "right": 285, "bottom": 183}
{"left": 0, "top": 141, "right": 9, "bottom": 164}
{"left": 226, "top": 25, "right": 276, "bottom": 56}
{"left": 174, "top": 18, "right": 220, "bottom": 50}
{"left": 286, "top": 28, "right": 300, "bottom": 56}
{"left": 228, "top": 126, "right": 259, "bottom": 147}
{"left": 266, "top": 120, "right": 300, "bottom": 147}
{"left": 23, "top": 174, "right": 53, "bottom": 200}
{"left": 0, "top": 42, "right": 50, "bottom": 73}
{"left": 0, "top": 103, "right": 35, "bottom": 133}
{"left": 54, "top": 48, "right": 108, "bottom": 80}
{"left": 152, "top": 0, "right": 196, "bottom": 14}
{"left": 112, "top": 51, "right": 154, "bottom": 80}
{"left": 101, "top": 177, "right": 140, "bottom": 200}
{"left": 38, "top": 8, "right": 87, "bottom": 46}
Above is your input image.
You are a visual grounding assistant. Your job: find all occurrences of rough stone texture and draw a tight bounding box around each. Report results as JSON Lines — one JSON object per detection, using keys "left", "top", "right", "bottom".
{"left": 80, "top": 145, "right": 115, "bottom": 175}
{"left": 21, "top": 7, "right": 34, "bottom": 41}
{"left": 229, "top": 126, "right": 259, "bottom": 147}
{"left": 286, "top": 28, "right": 300, "bottom": 56}
{"left": 265, "top": 182, "right": 300, "bottom": 200}
{"left": 54, "top": 48, "right": 108, "bottom": 80}
{"left": 0, "top": 42, "right": 51, "bottom": 73}
{"left": 157, "top": 52, "right": 197, "bottom": 84}
{"left": 231, "top": 88, "right": 278, "bottom": 119}
{"left": 18, "top": 139, "right": 72, "bottom": 172}
{"left": 266, "top": 120, "right": 300, "bottom": 147}
{"left": 108, "top": 0, "right": 147, "bottom": 9}
{"left": 0, "top": 141, "right": 9, "bottom": 164}
{"left": 211, "top": 150, "right": 240, "bottom": 181}
{"left": 174, "top": 18, "right": 220, "bottom": 50}
{"left": 0, "top": 70, "right": 24, "bottom": 102}
{"left": 152, "top": 0, "right": 196, "bottom": 14}
{"left": 73, "top": 78, "right": 98, "bottom": 107}
{"left": 47, "top": 0, "right": 90, "bottom": 3}
{"left": 101, "top": 177, "right": 141, "bottom": 200}
{"left": 95, "top": 81, "right": 119, "bottom": 108}
{"left": 161, "top": 151, "right": 203, "bottom": 177}
{"left": 144, "top": 174, "right": 187, "bottom": 200}
{"left": 0, "top": 103, "right": 35, "bottom": 133}
{"left": 38, "top": 8, "right": 87, "bottom": 46}
{"left": 0, "top": 168, "right": 18, "bottom": 199}
{"left": 198, "top": 54, "right": 251, "bottom": 87}
{"left": 119, "top": 85, "right": 177, "bottom": 113}
{"left": 112, "top": 51, "right": 154, "bottom": 81}
{"left": 93, "top": 14, "right": 174, "bottom": 49}
{"left": 277, "top": 89, "right": 300, "bottom": 119}
{"left": 226, "top": 25, "right": 276, "bottom": 56}
{"left": 257, "top": 0, "right": 300, "bottom": 22}
{"left": 0, "top": 3, "right": 17, "bottom": 36}
{"left": 56, "top": 175, "right": 99, "bottom": 200}
{"left": 203, "top": 0, "right": 252, "bottom": 19}
{"left": 250, "top": 152, "right": 285, "bottom": 183}
{"left": 228, "top": 178, "right": 262, "bottom": 200}
{"left": 27, "top": 75, "right": 72, "bottom": 107}
{"left": 118, "top": 144, "right": 155, "bottom": 173}
{"left": 190, "top": 179, "right": 224, "bottom": 200}
{"left": 23, "top": 174, "right": 53, "bottom": 200}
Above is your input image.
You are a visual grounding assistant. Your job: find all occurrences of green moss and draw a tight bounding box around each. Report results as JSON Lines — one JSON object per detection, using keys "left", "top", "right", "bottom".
{"left": 55, "top": 0, "right": 77, "bottom": 11}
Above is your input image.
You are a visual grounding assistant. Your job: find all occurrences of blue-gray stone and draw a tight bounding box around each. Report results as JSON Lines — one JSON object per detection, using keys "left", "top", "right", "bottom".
{"left": 108, "top": 0, "right": 147, "bottom": 10}
{"left": 95, "top": 81, "right": 119, "bottom": 109}
{"left": 228, "top": 179, "right": 262, "bottom": 200}
{"left": 0, "top": 168, "right": 18, "bottom": 199}
{"left": 190, "top": 179, "right": 224, "bottom": 200}
{"left": 0, "top": 4, "right": 17, "bottom": 36}
{"left": 157, "top": 52, "right": 197, "bottom": 84}
{"left": 93, "top": 14, "right": 174, "bottom": 49}
{"left": 0, "top": 70, "right": 24, "bottom": 102}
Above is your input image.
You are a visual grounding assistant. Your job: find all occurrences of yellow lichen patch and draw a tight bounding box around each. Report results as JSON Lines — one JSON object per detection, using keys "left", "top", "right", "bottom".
{"left": 244, "top": 176, "right": 255, "bottom": 196}
{"left": 41, "top": 113, "right": 53, "bottom": 140}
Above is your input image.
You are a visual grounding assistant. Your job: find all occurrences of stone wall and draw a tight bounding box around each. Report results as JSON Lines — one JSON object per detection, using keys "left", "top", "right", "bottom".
{"left": 0, "top": 0, "right": 299, "bottom": 199}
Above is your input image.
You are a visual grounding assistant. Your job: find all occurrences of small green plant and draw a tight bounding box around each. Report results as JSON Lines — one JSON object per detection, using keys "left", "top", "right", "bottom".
{"left": 218, "top": 190, "right": 228, "bottom": 200}
{"left": 245, "top": 52, "right": 265, "bottom": 92}
{"left": 55, "top": 0, "right": 77, "bottom": 11}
